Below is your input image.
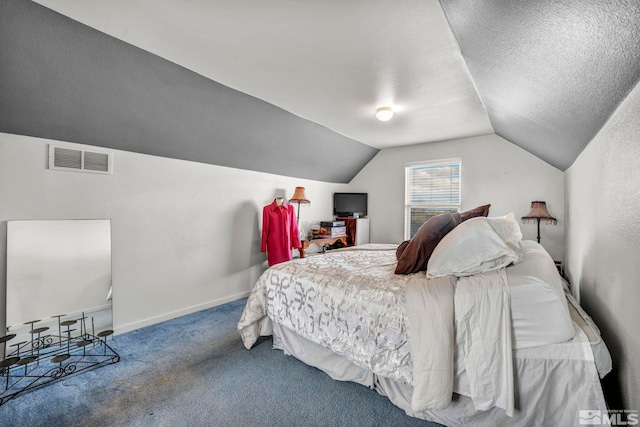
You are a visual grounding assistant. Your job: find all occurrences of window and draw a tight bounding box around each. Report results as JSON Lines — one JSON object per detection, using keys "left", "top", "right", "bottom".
{"left": 405, "top": 159, "right": 461, "bottom": 239}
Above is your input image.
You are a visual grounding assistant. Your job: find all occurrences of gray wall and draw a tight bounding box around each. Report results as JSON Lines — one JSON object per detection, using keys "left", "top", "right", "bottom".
{"left": 350, "top": 133, "right": 565, "bottom": 260}
{"left": 0, "top": 0, "right": 377, "bottom": 184}
{"left": 565, "top": 81, "right": 640, "bottom": 411}
{"left": 0, "top": 132, "right": 348, "bottom": 336}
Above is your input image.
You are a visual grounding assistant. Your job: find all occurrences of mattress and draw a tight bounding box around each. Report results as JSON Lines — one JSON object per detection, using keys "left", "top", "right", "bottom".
{"left": 507, "top": 240, "right": 575, "bottom": 349}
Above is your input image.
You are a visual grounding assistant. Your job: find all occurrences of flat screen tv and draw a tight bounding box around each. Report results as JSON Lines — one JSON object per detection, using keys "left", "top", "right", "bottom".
{"left": 333, "top": 193, "right": 368, "bottom": 218}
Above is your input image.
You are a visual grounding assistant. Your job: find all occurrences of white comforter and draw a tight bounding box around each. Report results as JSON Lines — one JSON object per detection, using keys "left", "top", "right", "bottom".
{"left": 237, "top": 246, "right": 514, "bottom": 414}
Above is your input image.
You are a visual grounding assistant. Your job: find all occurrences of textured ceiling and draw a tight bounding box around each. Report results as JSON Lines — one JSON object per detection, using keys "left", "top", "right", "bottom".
{"left": 440, "top": 0, "right": 640, "bottom": 170}
{"left": 18, "top": 0, "right": 640, "bottom": 171}
{"left": 31, "top": 0, "right": 493, "bottom": 149}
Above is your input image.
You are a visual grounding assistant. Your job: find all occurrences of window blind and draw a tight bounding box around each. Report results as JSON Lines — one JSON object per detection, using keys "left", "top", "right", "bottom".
{"left": 404, "top": 159, "right": 461, "bottom": 239}
{"left": 406, "top": 160, "right": 461, "bottom": 205}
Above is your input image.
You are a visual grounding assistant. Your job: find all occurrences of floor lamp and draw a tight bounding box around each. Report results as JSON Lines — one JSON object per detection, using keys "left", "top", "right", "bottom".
{"left": 289, "top": 187, "right": 310, "bottom": 233}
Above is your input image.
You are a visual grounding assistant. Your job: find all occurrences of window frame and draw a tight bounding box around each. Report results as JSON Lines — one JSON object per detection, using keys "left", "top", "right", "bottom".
{"left": 404, "top": 158, "right": 462, "bottom": 240}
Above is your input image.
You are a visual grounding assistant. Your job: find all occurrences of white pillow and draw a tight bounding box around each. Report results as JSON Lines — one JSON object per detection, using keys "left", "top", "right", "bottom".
{"left": 485, "top": 212, "right": 523, "bottom": 250}
{"left": 427, "top": 217, "right": 522, "bottom": 278}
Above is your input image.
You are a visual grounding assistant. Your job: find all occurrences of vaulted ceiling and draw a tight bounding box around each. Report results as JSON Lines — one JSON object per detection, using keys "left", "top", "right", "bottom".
{"left": 2, "top": 0, "right": 640, "bottom": 181}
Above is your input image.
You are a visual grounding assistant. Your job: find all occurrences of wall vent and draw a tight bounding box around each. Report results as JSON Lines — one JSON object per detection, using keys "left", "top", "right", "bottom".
{"left": 49, "top": 145, "right": 113, "bottom": 174}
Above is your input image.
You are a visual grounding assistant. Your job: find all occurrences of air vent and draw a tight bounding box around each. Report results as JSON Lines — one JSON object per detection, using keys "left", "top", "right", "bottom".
{"left": 49, "top": 145, "right": 113, "bottom": 174}
{"left": 53, "top": 147, "right": 82, "bottom": 169}
{"left": 83, "top": 151, "right": 110, "bottom": 172}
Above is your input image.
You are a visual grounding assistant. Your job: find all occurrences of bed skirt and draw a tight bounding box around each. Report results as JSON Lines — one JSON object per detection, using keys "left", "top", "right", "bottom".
{"left": 272, "top": 320, "right": 607, "bottom": 427}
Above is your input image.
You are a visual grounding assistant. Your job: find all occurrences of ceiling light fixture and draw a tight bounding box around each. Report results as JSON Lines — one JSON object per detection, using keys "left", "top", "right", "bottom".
{"left": 376, "top": 106, "right": 393, "bottom": 121}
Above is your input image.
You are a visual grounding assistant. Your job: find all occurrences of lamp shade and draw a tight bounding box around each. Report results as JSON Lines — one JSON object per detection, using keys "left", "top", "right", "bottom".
{"left": 521, "top": 201, "right": 557, "bottom": 224}
{"left": 289, "top": 187, "right": 310, "bottom": 204}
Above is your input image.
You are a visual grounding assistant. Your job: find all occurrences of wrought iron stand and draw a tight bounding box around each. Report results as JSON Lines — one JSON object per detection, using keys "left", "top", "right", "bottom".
{"left": 0, "top": 313, "right": 120, "bottom": 405}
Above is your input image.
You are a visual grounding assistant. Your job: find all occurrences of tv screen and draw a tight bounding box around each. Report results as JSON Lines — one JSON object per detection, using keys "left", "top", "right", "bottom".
{"left": 333, "top": 193, "right": 368, "bottom": 217}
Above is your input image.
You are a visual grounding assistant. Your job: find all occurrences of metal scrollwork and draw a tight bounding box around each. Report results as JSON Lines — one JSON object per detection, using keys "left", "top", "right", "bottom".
{"left": 0, "top": 314, "right": 120, "bottom": 406}
{"left": 50, "top": 367, "right": 66, "bottom": 379}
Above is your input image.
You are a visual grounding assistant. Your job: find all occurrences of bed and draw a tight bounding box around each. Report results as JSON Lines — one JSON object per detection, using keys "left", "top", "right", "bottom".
{"left": 238, "top": 214, "right": 611, "bottom": 426}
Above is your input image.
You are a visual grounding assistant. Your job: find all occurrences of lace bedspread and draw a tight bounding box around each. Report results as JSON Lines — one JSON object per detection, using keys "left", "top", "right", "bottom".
{"left": 238, "top": 246, "right": 417, "bottom": 383}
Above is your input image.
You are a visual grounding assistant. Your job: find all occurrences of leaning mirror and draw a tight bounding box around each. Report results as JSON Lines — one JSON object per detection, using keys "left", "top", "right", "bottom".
{"left": 6, "top": 219, "right": 113, "bottom": 332}
{"left": 1, "top": 219, "right": 118, "bottom": 405}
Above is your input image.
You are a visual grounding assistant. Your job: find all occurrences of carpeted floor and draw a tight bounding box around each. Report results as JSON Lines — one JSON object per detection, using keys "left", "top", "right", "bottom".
{"left": 1, "top": 298, "right": 440, "bottom": 426}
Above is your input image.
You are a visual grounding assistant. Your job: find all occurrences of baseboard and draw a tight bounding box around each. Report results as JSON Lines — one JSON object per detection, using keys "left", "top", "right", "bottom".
{"left": 113, "top": 291, "right": 250, "bottom": 335}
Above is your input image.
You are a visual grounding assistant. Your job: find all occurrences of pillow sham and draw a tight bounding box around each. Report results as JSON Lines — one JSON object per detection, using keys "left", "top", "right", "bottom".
{"left": 395, "top": 212, "right": 461, "bottom": 275}
{"left": 426, "top": 217, "right": 522, "bottom": 278}
{"left": 396, "top": 240, "right": 410, "bottom": 259}
{"left": 459, "top": 204, "right": 491, "bottom": 222}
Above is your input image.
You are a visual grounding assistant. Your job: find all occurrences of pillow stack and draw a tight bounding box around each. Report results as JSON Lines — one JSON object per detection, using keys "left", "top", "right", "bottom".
{"left": 394, "top": 204, "right": 490, "bottom": 275}
{"left": 426, "top": 214, "right": 524, "bottom": 278}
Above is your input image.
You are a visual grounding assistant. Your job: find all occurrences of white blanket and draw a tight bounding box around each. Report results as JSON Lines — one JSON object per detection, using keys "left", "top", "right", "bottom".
{"left": 405, "top": 269, "right": 514, "bottom": 415}
{"left": 454, "top": 270, "right": 514, "bottom": 416}
{"left": 404, "top": 274, "right": 456, "bottom": 410}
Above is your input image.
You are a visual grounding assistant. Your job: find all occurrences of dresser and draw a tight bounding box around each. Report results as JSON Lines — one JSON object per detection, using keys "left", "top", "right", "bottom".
{"left": 337, "top": 217, "right": 370, "bottom": 247}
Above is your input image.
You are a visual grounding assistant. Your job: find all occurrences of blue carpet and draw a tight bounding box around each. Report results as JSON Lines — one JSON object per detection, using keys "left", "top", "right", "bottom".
{"left": 0, "top": 299, "right": 440, "bottom": 426}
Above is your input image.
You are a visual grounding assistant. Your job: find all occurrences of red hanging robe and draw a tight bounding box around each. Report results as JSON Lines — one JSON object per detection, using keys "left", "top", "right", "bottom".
{"left": 261, "top": 199, "right": 302, "bottom": 266}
